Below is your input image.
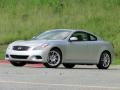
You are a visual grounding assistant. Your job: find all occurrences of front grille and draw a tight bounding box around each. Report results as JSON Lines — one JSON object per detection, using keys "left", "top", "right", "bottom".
{"left": 13, "top": 46, "right": 29, "bottom": 51}
{"left": 10, "top": 55, "right": 28, "bottom": 59}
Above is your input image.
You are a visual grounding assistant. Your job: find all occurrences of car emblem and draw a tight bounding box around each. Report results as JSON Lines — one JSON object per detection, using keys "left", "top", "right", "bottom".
{"left": 18, "top": 47, "right": 22, "bottom": 50}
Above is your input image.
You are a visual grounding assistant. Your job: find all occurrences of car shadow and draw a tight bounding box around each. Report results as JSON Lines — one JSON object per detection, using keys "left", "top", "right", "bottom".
{"left": 58, "top": 66, "right": 120, "bottom": 70}
{"left": 25, "top": 64, "right": 120, "bottom": 70}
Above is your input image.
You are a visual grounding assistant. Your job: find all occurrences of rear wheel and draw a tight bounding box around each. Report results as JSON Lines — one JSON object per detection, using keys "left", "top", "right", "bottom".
{"left": 97, "top": 52, "right": 111, "bottom": 69}
{"left": 63, "top": 63, "right": 75, "bottom": 68}
{"left": 44, "top": 49, "right": 62, "bottom": 68}
{"left": 10, "top": 61, "right": 26, "bottom": 67}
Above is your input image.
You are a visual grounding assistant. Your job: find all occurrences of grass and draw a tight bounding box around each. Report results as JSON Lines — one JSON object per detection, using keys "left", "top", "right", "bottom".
{"left": 0, "top": 0, "right": 120, "bottom": 64}
{"left": 0, "top": 45, "right": 7, "bottom": 60}
{"left": 112, "top": 59, "right": 120, "bottom": 65}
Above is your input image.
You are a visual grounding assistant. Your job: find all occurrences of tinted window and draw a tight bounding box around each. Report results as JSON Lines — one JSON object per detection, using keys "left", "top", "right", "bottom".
{"left": 89, "top": 34, "right": 97, "bottom": 41}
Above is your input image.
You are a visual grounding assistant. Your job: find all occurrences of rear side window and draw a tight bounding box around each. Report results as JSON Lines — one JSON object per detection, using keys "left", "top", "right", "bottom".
{"left": 89, "top": 34, "right": 97, "bottom": 41}
{"left": 71, "top": 31, "right": 97, "bottom": 41}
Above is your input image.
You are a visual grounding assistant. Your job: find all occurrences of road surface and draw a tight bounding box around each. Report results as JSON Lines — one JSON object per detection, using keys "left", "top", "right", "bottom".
{"left": 0, "top": 62, "right": 120, "bottom": 90}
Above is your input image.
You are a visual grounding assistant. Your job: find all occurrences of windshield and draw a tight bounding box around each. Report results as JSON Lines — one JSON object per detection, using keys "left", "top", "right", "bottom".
{"left": 35, "top": 30, "right": 72, "bottom": 40}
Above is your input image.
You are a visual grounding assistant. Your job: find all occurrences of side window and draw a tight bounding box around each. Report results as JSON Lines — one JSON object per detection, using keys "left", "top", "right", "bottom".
{"left": 71, "top": 32, "right": 89, "bottom": 41}
{"left": 89, "top": 34, "right": 97, "bottom": 41}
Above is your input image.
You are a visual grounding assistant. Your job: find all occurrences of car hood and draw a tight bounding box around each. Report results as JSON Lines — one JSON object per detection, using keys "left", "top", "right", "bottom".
{"left": 11, "top": 40, "right": 48, "bottom": 47}
{"left": 10, "top": 40, "right": 65, "bottom": 47}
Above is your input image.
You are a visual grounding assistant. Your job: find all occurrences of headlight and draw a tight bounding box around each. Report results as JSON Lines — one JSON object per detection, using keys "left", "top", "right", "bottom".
{"left": 33, "top": 43, "right": 49, "bottom": 50}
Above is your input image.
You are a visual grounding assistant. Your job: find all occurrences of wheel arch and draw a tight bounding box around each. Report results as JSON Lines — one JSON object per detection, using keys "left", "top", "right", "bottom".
{"left": 44, "top": 47, "right": 63, "bottom": 68}
{"left": 98, "top": 50, "right": 111, "bottom": 63}
{"left": 50, "top": 47, "right": 63, "bottom": 60}
{"left": 101, "top": 50, "right": 111, "bottom": 58}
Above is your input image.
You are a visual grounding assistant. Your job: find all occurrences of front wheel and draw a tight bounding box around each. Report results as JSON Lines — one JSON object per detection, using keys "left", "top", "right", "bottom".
{"left": 10, "top": 61, "right": 26, "bottom": 67}
{"left": 44, "top": 49, "right": 62, "bottom": 68}
{"left": 97, "top": 52, "right": 111, "bottom": 69}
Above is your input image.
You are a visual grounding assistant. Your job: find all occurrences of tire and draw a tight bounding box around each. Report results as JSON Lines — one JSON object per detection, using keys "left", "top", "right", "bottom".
{"left": 10, "top": 61, "right": 26, "bottom": 67}
{"left": 44, "top": 49, "right": 62, "bottom": 68}
{"left": 97, "top": 52, "right": 111, "bottom": 69}
{"left": 63, "top": 63, "right": 75, "bottom": 68}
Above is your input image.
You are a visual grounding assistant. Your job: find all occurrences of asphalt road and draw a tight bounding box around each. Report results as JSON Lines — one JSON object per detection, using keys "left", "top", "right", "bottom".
{"left": 0, "top": 63, "right": 120, "bottom": 90}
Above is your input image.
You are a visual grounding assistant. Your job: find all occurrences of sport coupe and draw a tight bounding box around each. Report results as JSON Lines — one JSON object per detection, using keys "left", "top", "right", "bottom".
{"left": 5, "top": 29, "right": 114, "bottom": 69}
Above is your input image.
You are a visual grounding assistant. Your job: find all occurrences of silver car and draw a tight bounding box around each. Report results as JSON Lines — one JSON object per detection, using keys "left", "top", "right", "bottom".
{"left": 5, "top": 29, "right": 114, "bottom": 69}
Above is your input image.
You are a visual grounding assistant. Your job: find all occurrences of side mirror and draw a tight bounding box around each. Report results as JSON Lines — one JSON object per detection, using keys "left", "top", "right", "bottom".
{"left": 69, "top": 37, "right": 78, "bottom": 41}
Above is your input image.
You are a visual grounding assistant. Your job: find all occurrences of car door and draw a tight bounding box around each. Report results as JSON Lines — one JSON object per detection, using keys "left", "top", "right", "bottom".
{"left": 66, "top": 31, "right": 90, "bottom": 63}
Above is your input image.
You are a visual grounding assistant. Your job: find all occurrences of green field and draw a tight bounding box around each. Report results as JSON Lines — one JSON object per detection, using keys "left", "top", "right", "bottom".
{"left": 0, "top": 0, "right": 120, "bottom": 64}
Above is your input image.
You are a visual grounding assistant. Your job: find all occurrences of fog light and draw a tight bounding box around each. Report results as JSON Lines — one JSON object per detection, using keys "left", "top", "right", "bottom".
{"left": 31, "top": 56, "right": 42, "bottom": 61}
{"left": 36, "top": 56, "right": 42, "bottom": 59}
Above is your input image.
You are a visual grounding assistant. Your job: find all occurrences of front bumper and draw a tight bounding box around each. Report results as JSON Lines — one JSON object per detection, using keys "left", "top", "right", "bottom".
{"left": 5, "top": 49, "right": 49, "bottom": 63}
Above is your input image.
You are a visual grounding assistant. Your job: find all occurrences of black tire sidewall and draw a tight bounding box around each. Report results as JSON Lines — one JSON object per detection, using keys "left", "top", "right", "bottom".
{"left": 97, "top": 52, "right": 111, "bottom": 69}
{"left": 63, "top": 63, "right": 75, "bottom": 68}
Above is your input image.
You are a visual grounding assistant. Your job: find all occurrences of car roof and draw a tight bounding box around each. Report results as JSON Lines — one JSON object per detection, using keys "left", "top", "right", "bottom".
{"left": 50, "top": 29, "right": 87, "bottom": 32}
{"left": 50, "top": 29, "right": 94, "bottom": 34}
